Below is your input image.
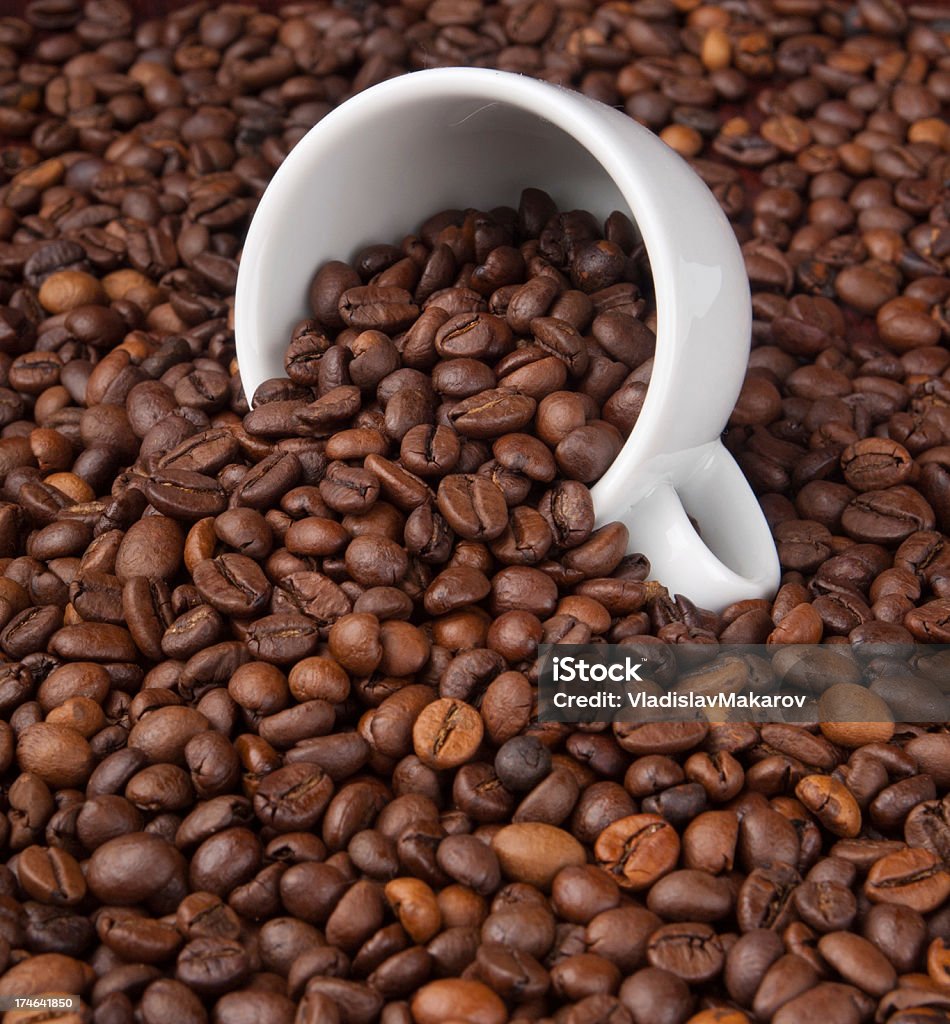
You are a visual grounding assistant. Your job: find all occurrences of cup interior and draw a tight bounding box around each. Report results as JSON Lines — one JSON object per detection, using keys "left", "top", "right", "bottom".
{"left": 236, "top": 80, "right": 640, "bottom": 399}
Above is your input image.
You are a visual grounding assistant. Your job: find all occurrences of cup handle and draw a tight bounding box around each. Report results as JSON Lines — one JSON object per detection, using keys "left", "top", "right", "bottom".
{"left": 610, "top": 442, "right": 781, "bottom": 611}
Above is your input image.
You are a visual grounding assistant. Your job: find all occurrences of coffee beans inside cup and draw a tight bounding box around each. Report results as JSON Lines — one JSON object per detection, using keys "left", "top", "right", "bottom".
{"left": 256, "top": 188, "right": 656, "bottom": 496}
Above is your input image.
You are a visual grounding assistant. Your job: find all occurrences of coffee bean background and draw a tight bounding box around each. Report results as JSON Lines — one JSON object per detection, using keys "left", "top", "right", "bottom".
{"left": 0, "top": 1, "right": 949, "bottom": 1023}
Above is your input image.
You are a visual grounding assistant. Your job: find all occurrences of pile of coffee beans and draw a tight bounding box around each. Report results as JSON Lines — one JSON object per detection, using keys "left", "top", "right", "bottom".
{"left": 0, "top": 0, "right": 949, "bottom": 1022}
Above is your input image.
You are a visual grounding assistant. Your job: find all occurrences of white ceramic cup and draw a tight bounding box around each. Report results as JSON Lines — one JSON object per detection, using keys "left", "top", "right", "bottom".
{"left": 235, "top": 66, "right": 781, "bottom": 611}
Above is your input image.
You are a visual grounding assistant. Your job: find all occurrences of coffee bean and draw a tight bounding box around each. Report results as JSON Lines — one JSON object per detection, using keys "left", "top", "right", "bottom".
{"left": 437, "top": 475, "right": 508, "bottom": 541}
{"left": 647, "top": 870, "right": 733, "bottom": 923}
{"left": 447, "top": 388, "right": 537, "bottom": 439}
{"left": 339, "top": 286, "right": 419, "bottom": 333}
{"left": 435, "top": 313, "right": 513, "bottom": 361}
{"left": 412, "top": 979, "right": 506, "bottom": 1024}
{"left": 595, "top": 814, "right": 680, "bottom": 891}
{"left": 796, "top": 775, "right": 863, "bottom": 838}
{"left": 817, "top": 931, "right": 897, "bottom": 997}
{"left": 862, "top": 903, "right": 925, "bottom": 976}
{"left": 176, "top": 936, "right": 250, "bottom": 997}
{"left": 841, "top": 438, "right": 914, "bottom": 492}
{"left": 841, "top": 486, "right": 935, "bottom": 544}
{"left": 17, "top": 845, "right": 86, "bottom": 907}
{"left": 16, "top": 722, "right": 94, "bottom": 788}
{"left": 818, "top": 684, "right": 894, "bottom": 748}
{"left": 115, "top": 517, "right": 184, "bottom": 582}
{"left": 144, "top": 469, "right": 227, "bottom": 520}
{"left": 192, "top": 554, "right": 271, "bottom": 617}
{"left": 412, "top": 698, "right": 483, "bottom": 770}
{"left": 619, "top": 966, "right": 693, "bottom": 1024}
{"left": 494, "top": 736, "right": 551, "bottom": 792}
{"left": 86, "top": 832, "right": 186, "bottom": 909}
{"left": 865, "top": 848, "right": 950, "bottom": 913}
{"left": 737, "top": 863, "right": 801, "bottom": 932}
{"left": 752, "top": 953, "right": 820, "bottom": 1020}
{"left": 646, "top": 922, "right": 724, "bottom": 983}
{"left": 0, "top": 953, "right": 94, "bottom": 1002}
{"left": 492, "top": 823, "right": 585, "bottom": 890}
{"left": 253, "top": 764, "right": 334, "bottom": 832}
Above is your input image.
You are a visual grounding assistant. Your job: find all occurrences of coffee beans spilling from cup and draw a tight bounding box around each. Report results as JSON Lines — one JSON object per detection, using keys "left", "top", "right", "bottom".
{"left": 1, "top": 1, "right": 950, "bottom": 1023}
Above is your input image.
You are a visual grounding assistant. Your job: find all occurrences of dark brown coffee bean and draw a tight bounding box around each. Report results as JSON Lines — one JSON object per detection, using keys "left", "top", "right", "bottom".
{"left": 436, "top": 475, "right": 508, "bottom": 541}
{"left": 647, "top": 870, "right": 733, "bottom": 923}
{"left": 115, "top": 517, "right": 184, "bottom": 582}
{"left": 176, "top": 936, "right": 249, "bottom": 997}
{"left": 865, "top": 848, "right": 950, "bottom": 913}
{"left": 447, "top": 388, "right": 537, "bottom": 440}
{"left": 340, "top": 286, "right": 419, "bottom": 333}
{"left": 539, "top": 480, "right": 595, "bottom": 548}
{"left": 724, "top": 928, "right": 784, "bottom": 1007}
{"left": 245, "top": 613, "right": 320, "bottom": 665}
{"left": 619, "top": 966, "right": 693, "bottom": 1024}
{"left": 736, "top": 864, "right": 801, "bottom": 932}
{"left": 817, "top": 931, "right": 897, "bottom": 997}
{"left": 841, "top": 486, "right": 935, "bottom": 544}
{"left": 231, "top": 452, "right": 302, "bottom": 509}
{"left": 400, "top": 424, "right": 461, "bottom": 477}
{"left": 320, "top": 461, "right": 381, "bottom": 515}
{"left": 17, "top": 845, "right": 86, "bottom": 907}
{"left": 862, "top": 903, "right": 925, "bottom": 976}
{"left": 555, "top": 424, "right": 622, "bottom": 483}
{"left": 253, "top": 764, "right": 334, "bottom": 833}
{"left": 531, "top": 317, "right": 589, "bottom": 376}
{"left": 193, "top": 554, "right": 271, "bottom": 617}
{"left": 158, "top": 430, "right": 240, "bottom": 476}
{"left": 86, "top": 832, "right": 186, "bottom": 908}
{"left": 646, "top": 922, "right": 724, "bottom": 983}
{"left": 435, "top": 312, "right": 512, "bottom": 361}
{"left": 17, "top": 722, "right": 95, "bottom": 788}
{"left": 841, "top": 438, "right": 914, "bottom": 492}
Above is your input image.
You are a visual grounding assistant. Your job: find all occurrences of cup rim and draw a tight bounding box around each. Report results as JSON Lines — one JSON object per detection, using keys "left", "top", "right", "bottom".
{"left": 236, "top": 66, "right": 739, "bottom": 437}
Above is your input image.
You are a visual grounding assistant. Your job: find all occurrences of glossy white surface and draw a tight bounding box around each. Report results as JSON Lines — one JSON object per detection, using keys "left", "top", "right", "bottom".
{"left": 235, "top": 67, "right": 780, "bottom": 611}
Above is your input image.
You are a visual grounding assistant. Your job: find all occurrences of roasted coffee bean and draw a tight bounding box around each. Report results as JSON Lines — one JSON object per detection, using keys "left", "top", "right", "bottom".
{"left": 539, "top": 480, "right": 595, "bottom": 548}
{"left": 413, "top": 698, "right": 483, "bottom": 770}
{"left": 192, "top": 554, "right": 271, "bottom": 617}
{"left": 492, "top": 822, "right": 585, "bottom": 890}
{"left": 436, "top": 475, "right": 508, "bottom": 541}
{"left": 817, "top": 931, "right": 897, "bottom": 997}
{"left": 339, "top": 286, "right": 419, "bottom": 333}
{"left": 647, "top": 870, "right": 733, "bottom": 923}
{"left": 253, "top": 764, "right": 334, "bottom": 832}
{"left": 619, "top": 966, "right": 693, "bottom": 1024}
{"left": 796, "top": 775, "right": 862, "bottom": 838}
{"left": 17, "top": 845, "right": 86, "bottom": 906}
{"left": 595, "top": 814, "right": 680, "bottom": 891}
{"left": 865, "top": 848, "right": 950, "bottom": 913}
{"left": 646, "top": 922, "right": 725, "bottom": 983}
{"left": 447, "top": 388, "right": 537, "bottom": 440}
{"left": 144, "top": 469, "right": 227, "bottom": 520}
{"left": 494, "top": 736, "right": 552, "bottom": 793}
{"left": 841, "top": 439, "right": 914, "bottom": 492}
